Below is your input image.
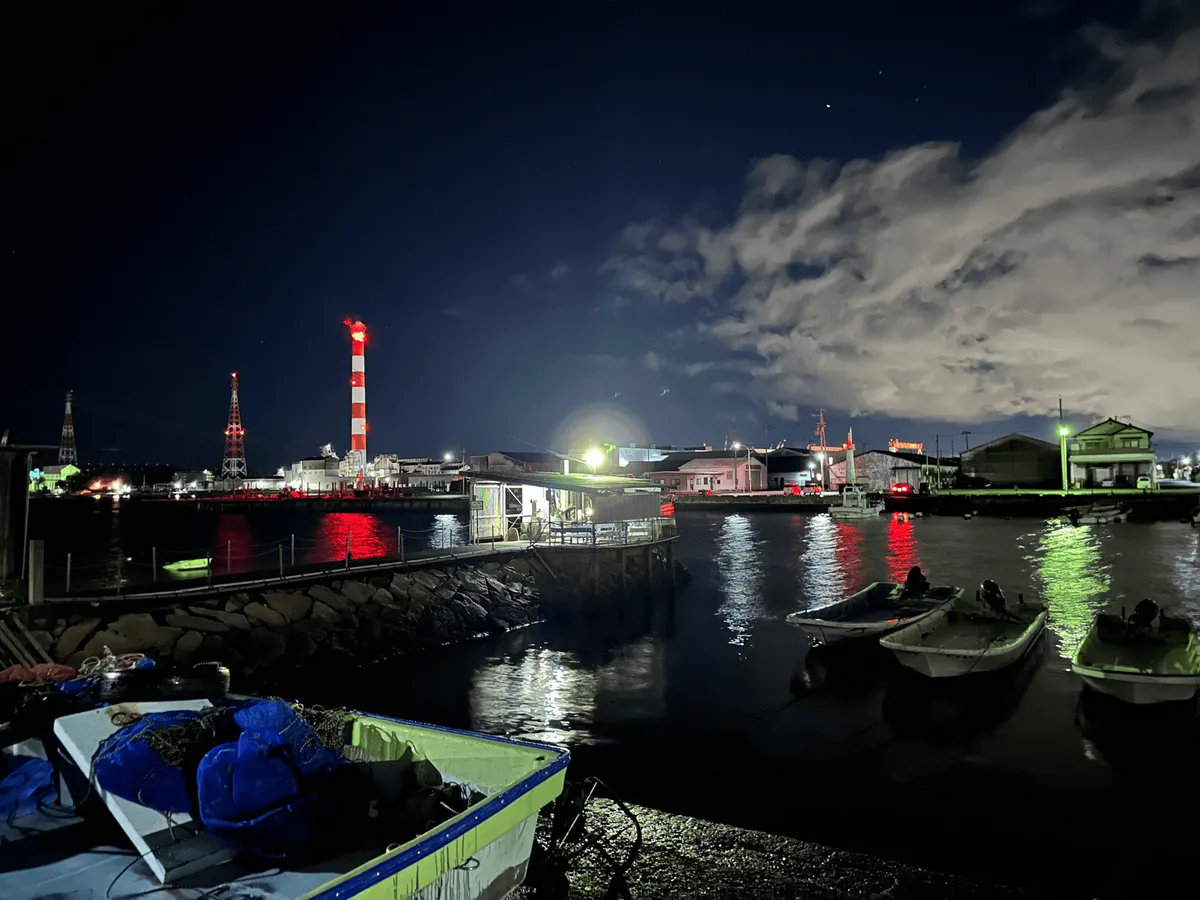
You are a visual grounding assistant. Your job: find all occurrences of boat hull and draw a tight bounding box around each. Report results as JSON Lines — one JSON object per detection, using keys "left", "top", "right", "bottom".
{"left": 1076, "top": 673, "right": 1200, "bottom": 705}
{"left": 828, "top": 505, "right": 884, "bottom": 519}
{"left": 787, "top": 584, "right": 961, "bottom": 647}
{"left": 882, "top": 610, "right": 1048, "bottom": 678}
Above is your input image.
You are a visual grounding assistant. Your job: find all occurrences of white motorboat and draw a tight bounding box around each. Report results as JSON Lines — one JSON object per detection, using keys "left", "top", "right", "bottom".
{"left": 1071, "top": 600, "right": 1200, "bottom": 705}
{"left": 828, "top": 485, "right": 884, "bottom": 519}
{"left": 786, "top": 568, "right": 961, "bottom": 647}
{"left": 879, "top": 581, "right": 1047, "bottom": 678}
{"left": 1065, "top": 503, "right": 1130, "bottom": 525}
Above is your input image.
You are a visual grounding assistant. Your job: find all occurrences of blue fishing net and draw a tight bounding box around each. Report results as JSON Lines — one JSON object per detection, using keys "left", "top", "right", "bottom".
{"left": 195, "top": 700, "right": 350, "bottom": 860}
{"left": 92, "top": 709, "right": 216, "bottom": 814}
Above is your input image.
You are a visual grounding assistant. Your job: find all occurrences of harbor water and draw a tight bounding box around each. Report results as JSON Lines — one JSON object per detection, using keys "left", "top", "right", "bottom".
{"left": 29, "top": 502, "right": 1200, "bottom": 895}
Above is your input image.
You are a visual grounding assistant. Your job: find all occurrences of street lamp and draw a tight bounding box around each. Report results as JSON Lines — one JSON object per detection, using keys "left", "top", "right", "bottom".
{"left": 1058, "top": 425, "right": 1070, "bottom": 492}
{"left": 583, "top": 448, "right": 604, "bottom": 471}
{"left": 732, "top": 442, "right": 753, "bottom": 490}
{"left": 444, "top": 452, "right": 453, "bottom": 462}
{"left": 816, "top": 452, "right": 826, "bottom": 492}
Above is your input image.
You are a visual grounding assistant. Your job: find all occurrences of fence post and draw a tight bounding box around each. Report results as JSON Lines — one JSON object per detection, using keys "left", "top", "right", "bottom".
{"left": 290, "top": 534, "right": 295, "bottom": 567}
{"left": 397, "top": 526, "right": 401, "bottom": 557}
{"left": 65, "top": 552, "right": 72, "bottom": 593}
{"left": 116, "top": 553, "right": 123, "bottom": 596}
{"left": 227, "top": 540, "right": 232, "bottom": 573}
{"left": 152, "top": 546, "right": 158, "bottom": 581}
{"left": 345, "top": 531, "right": 351, "bottom": 570}
{"left": 206, "top": 552, "right": 212, "bottom": 587}
{"left": 278, "top": 544, "right": 284, "bottom": 577}
{"left": 399, "top": 532, "right": 405, "bottom": 563}
{"left": 27, "top": 540, "right": 45, "bottom": 604}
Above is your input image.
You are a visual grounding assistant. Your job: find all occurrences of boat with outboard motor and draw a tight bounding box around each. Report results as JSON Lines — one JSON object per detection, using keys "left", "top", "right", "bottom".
{"left": 786, "top": 567, "right": 962, "bottom": 647}
{"left": 0, "top": 653, "right": 569, "bottom": 899}
{"left": 879, "top": 581, "right": 1048, "bottom": 678}
{"left": 1071, "top": 600, "right": 1200, "bottom": 705}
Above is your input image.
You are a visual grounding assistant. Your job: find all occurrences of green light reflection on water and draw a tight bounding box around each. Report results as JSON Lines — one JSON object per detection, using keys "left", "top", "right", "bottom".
{"left": 1030, "top": 523, "right": 1111, "bottom": 659}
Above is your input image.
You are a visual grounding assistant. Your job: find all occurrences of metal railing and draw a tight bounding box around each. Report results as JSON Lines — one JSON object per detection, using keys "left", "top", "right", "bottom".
{"left": 477, "top": 515, "right": 678, "bottom": 547}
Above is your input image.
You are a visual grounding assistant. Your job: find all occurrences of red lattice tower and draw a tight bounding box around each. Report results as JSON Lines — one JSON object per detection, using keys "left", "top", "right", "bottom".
{"left": 345, "top": 319, "right": 367, "bottom": 483}
{"left": 220, "top": 372, "right": 248, "bottom": 478}
{"left": 58, "top": 390, "right": 78, "bottom": 465}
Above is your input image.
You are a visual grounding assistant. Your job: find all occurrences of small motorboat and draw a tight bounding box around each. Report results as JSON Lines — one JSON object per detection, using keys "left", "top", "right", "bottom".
{"left": 1065, "top": 503, "right": 1130, "bottom": 525}
{"left": 786, "top": 567, "right": 962, "bottom": 647}
{"left": 162, "top": 557, "right": 211, "bottom": 575}
{"left": 1071, "top": 600, "right": 1200, "bottom": 705}
{"left": 1, "top": 674, "right": 569, "bottom": 898}
{"left": 880, "top": 580, "right": 1047, "bottom": 678}
{"left": 827, "top": 485, "right": 884, "bottom": 519}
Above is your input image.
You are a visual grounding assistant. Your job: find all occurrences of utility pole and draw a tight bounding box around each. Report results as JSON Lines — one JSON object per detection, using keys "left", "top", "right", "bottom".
{"left": 961, "top": 431, "right": 971, "bottom": 451}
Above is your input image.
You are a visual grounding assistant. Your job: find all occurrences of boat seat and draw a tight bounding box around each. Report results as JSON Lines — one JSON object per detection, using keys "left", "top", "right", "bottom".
{"left": 1158, "top": 614, "right": 1192, "bottom": 634}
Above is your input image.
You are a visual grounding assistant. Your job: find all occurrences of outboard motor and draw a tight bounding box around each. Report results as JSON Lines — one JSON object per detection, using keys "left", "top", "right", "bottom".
{"left": 1127, "top": 598, "right": 1159, "bottom": 629}
{"left": 979, "top": 580, "right": 1007, "bottom": 616}
{"left": 904, "top": 566, "right": 929, "bottom": 595}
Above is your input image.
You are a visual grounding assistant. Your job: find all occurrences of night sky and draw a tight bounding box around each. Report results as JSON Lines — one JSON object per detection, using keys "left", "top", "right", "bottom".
{"left": 4, "top": 1, "right": 1197, "bottom": 471}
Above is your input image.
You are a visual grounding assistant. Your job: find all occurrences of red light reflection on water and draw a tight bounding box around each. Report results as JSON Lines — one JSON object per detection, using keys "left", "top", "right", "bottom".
{"left": 886, "top": 513, "right": 921, "bottom": 583}
{"left": 306, "top": 512, "right": 393, "bottom": 564}
{"left": 832, "top": 521, "right": 865, "bottom": 591}
{"left": 212, "top": 515, "right": 256, "bottom": 575}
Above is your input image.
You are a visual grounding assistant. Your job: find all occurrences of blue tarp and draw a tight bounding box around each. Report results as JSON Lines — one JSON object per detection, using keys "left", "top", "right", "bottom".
{"left": 0, "top": 756, "right": 55, "bottom": 821}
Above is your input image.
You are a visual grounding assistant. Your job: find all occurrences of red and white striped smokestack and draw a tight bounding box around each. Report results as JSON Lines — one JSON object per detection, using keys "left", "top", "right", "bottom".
{"left": 345, "top": 318, "right": 367, "bottom": 477}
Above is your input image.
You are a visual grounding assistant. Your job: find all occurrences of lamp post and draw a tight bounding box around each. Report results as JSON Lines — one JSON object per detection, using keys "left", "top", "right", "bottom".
{"left": 1058, "top": 425, "right": 1070, "bottom": 492}
{"left": 732, "top": 442, "right": 752, "bottom": 490}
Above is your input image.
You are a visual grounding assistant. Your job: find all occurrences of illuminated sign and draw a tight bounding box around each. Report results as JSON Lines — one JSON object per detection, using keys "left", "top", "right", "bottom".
{"left": 888, "top": 439, "right": 924, "bottom": 453}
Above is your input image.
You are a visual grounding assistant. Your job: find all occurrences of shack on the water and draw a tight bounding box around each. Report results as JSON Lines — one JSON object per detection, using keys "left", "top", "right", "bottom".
{"left": 469, "top": 472, "right": 669, "bottom": 545}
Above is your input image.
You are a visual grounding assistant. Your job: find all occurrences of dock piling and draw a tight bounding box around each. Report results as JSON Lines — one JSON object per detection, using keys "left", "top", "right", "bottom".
{"left": 226, "top": 540, "right": 232, "bottom": 573}
{"left": 278, "top": 544, "right": 283, "bottom": 577}
{"left": 65, "top": 553, "right": 72, "bottom": 593}
{"left": 152, "top": 546, "right": 157, "bottom": 581}
{"left": 290, "top": 534, "right": 295, "bottom": 567}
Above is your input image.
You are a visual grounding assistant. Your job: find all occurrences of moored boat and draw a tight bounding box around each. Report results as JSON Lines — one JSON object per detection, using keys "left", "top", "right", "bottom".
{"left": 1065, "top": 503, "right": 1130, "bottom": 525}
{"left": 827, "top": 485, "right": 884, "bottom": 519}
{"left": 879, "top": 581, "right": 1047, "bottom": 678}
{"left": 162, "top": 556, "right": 211, "bottom": 573}
{"left": 1071, "top": 600, "right": 1200, "bottom": 705}
{"left": 1, "top": 670, "right": 568, "bottom": 899}
{"left": 786, "top": 567, "right": 961, "bottom": 647}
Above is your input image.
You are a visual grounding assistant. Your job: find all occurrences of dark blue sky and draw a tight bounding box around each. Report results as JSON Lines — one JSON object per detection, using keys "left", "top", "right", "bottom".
{"left": 8, "top": 1, "right": 1188, "bottom": 470}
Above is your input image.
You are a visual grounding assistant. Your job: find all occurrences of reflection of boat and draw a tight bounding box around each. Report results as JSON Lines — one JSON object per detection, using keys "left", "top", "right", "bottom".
{"left": 162, "top": 557, "right": 210, "bottom": 573}
{"left": 827, "top": 485, "right": 884, "bottom": 519}
{"left": 4, "top": 694, "right": 569, "bottom": 898}
{"left": 880, "top": 581, "right": 1047, "bottom": 678}
{"left": 1064, "top": 503, "right": 1129, "bottom": 525}
{"left": 1071, "top": 601, "right": 1200, "bottom": 705}
{"left": 786, "top": 576, "right": 961, "bottom": 647}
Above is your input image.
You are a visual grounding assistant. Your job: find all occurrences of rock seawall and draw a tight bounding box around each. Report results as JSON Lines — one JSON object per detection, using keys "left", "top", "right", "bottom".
{"left": 35, "top": 558, "right": 542, "bottom": 683}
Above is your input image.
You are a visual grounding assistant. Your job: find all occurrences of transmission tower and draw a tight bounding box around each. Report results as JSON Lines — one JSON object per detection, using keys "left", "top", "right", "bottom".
{"left": 58, "top": 390, "right": 78, "bottom": 465}
{"left": 220, "top": 372, "right": 248, "bottom": 478}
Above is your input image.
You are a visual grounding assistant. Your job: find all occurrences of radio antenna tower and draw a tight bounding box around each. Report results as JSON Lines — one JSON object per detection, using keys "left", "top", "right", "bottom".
{"left": 220, "top": 372, "right": 248, "bottom": 478}
{"left": 58, "top": 390, "right": 78, "bottom": 465}
{"left": 344, "top": 319, "right": 368, "bottom": 484}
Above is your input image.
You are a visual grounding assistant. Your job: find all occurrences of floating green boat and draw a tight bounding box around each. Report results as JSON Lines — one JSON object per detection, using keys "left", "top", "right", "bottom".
{"left": 162, "top": 557, "right": 210, "bottom": 573}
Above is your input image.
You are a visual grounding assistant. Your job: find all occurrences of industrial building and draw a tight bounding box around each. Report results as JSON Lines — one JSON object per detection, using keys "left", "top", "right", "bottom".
{"left": 762, "top": 447, "right": 814, "bottom": 489}
{"left": 646, "top": 450, "right": 766, "bottom": 493}
{"left": 959, "top": 434, "right": 1060, "bottom": 488}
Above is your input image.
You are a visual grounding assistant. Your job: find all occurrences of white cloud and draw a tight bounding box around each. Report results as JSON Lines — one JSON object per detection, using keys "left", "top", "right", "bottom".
{"left": 642, "top": 351, "right": 662, "bottom": 371}
{"left": 607, "top": 24, "right": 1200, "bottom": 431}
{"left": 549, "top": 263, "right": 570, "bottom": 279}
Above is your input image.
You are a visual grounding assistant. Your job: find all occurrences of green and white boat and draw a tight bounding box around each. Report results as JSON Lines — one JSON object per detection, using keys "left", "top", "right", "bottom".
{"left": 162, "top": 557, "right": 210, "bottom": 574}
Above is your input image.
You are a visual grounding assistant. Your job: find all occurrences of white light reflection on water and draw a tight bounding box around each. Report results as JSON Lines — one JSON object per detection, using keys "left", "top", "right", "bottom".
{"left": 714, "top": 514, "right": 764, "bottom": 647}
{"left": 429, "top": 514, "right": 466, "bottom": 549}
{"left": 799, "top": 514, "right": 844, "bottom": 610}
{"left": 1030, "top": 522, "right": 1111, "bottom": 659}
{"left": 466, "top": 637, "right": 666, "bottom": 745}
{"left": 1177, "top": 529, "right": 1200, "bottom": 624}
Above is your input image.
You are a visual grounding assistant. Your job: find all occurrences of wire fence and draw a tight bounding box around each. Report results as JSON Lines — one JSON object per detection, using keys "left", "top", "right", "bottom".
{"left": 39, "top": 522, "right": 465, "bottom": 595}
{"left": 36, "top": 515, "right": 679, "bottom": 597}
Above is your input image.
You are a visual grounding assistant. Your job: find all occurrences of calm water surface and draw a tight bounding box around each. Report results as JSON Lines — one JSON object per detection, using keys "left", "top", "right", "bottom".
{"left": 330, "top": 510, "right": 1200, "bottom": 897}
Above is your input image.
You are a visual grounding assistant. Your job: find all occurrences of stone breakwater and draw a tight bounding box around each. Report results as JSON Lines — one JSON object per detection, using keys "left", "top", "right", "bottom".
{"left": 33, "top": 557, "right": 542, "bottom": 682}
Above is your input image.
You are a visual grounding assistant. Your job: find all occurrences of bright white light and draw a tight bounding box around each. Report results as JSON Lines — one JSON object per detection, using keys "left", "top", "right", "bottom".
{"left": 732, "top": 442, "right": 742, "bottom": 449}
{"left": 584, "top": 507, "right": 594, "bottom": 517}
{"left": 583, "top": 449, "right": 604, "bottom": 468}
{"left": 173, "top": 481, "right": 182, "bottom": 490}
{"left": 444, "top": 452, "right": 453, "bottom": 462}
{"left": 1182, "top": 457, "right": 1192, "bottom": 466}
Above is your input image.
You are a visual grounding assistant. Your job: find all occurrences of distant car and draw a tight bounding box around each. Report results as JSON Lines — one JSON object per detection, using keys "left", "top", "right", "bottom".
{"left": 1136, "top": 475, "right": 1153, "bottom": 490}
{"left": 889, "top": 483, "right": 913, "bottom": 494}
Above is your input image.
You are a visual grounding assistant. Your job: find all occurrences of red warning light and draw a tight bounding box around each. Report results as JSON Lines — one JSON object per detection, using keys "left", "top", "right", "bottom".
{"left": 344, "top": 318, "right": 367, "bottom": 342}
